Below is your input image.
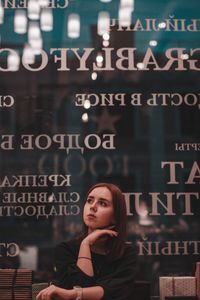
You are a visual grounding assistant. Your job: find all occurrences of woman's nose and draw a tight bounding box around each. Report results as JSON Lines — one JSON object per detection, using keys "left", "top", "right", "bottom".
{"left": 90, "top": 202, "right": 97, "bottom": 211}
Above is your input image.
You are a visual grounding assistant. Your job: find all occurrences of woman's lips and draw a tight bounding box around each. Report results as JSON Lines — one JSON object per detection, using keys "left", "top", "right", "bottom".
{"left": 87, "top": 214, "right": 96, "bottom": 219}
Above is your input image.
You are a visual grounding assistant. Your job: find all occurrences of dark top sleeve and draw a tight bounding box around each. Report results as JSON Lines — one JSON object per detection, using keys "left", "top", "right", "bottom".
{"left": 54, "top": 240, "right": 138, "bottom": 300}
{"left": 53, "top": 240, "right": 96, "bottom": 289}
{"left": 97, "top": 245, "right": 138, "bottom": 300}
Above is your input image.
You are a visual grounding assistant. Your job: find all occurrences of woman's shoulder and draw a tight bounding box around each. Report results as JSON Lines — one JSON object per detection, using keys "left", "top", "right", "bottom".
{"left": 115, "top": 242, "right": 138, "bottom": 269}
{"left": 55, "top": 237, "right": 82, "bottom": 256}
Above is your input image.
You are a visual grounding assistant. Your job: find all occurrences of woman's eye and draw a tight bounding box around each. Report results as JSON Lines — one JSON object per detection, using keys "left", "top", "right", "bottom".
{"left": 99, "top": 201, "right": 107, "bottom": 207}
{"left": 87, "top": 198, "right": 93, "bottom": 204}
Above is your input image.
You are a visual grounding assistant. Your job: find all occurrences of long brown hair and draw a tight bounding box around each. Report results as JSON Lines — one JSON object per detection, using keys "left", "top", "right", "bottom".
{"left": 84, "top": 182, "right": 127, "bottom": 260}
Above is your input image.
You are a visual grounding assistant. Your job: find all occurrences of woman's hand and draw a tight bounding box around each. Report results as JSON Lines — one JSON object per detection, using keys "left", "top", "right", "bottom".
{"left": 36, "top": 285, "right": 57, "bottom": 300}
{"left": 77, "top": 226, "right": 118, "bottom": 276}
{"left": 83, "top": 227, "right": 118, "bottom": 246}
{"left": 36, "top": 285, "right": 73, "bottom": 300}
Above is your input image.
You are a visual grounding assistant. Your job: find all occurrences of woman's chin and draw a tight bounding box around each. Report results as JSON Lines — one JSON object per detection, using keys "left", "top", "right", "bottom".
{"left": 88, "top": 224, "right": 108, "bottom": 232}
{"left": 88, "top": 225, "right": 99, "bottom": 231}
{"left": 87, "top": 223, "right": 103, "bottom": 231}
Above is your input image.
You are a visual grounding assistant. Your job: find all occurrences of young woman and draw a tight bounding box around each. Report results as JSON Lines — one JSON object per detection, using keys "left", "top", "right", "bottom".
{"left": 37, "top": 182, "right": 138, "bottom": 300}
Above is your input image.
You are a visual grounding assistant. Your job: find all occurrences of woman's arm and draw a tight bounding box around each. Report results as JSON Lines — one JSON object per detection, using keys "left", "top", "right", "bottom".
{"left": 54, "top": 241, "right": 96, "bottom": 289}
{"left": 36, "top": 284, "right": 104, "bottom": 300}
{"left": 53, "top": 230, "right": 118, "bottom": 289}
{"left": 77, "top": 229, "right": 118, "bottom": 277}
{"left": 78, "top": 286, "right": 104, "bottom": 300}
{"left": 77, "top": 239, "right": 93, "bottom": 276}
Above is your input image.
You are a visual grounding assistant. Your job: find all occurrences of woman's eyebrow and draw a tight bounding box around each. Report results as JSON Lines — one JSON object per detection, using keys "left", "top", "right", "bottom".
{"left": 87, "top": 195, "right": 112, "bottom": 203}
{"left": 99, "top": 197, "right": 111, "bottom": 203}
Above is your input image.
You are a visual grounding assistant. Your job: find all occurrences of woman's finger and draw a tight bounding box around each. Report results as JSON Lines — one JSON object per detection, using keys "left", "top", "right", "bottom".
{"left": 102, "top": 229, "right": 118, "bottom": 234}
{"left": 37, "top": 291, "right": 46, "bottom": 300}
{"left": 36, "top": 290, "right": 42, "bottom": 300}
{"left": 107, "top": 225, "right": 116, "bottom": 229}
{"left": 36, "top": 286, "right": 51, "bottom": 300}
{"left": 96, "top": 229, "right": 118, "bottom": 237}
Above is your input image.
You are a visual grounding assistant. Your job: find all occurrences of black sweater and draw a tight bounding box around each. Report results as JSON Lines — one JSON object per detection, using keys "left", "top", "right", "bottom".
{"left": 53, "top": 238, "right": 138, "bottom": 300}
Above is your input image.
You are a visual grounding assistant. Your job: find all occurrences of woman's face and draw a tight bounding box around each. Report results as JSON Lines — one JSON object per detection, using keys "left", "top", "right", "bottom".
{"left": 83, "top": 186, "right": 115, "bottom": 232}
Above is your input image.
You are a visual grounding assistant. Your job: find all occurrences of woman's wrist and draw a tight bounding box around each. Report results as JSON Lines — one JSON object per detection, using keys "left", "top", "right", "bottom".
{"left": 69, "top": 288, "right": 78, "bottom": 300}
{"left": 73, "top": 286, "right": 83, "bottom": 300}
{"left": 56, "top": 287, "right": 77, "bottom": 300}
{"left": 81, "top": 238, "right": 91, "bottom": 246}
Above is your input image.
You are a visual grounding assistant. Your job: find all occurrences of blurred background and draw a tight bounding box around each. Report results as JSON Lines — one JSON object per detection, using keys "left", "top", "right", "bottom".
{"left": 0, "top": 0, "right": 200, "bottom": 296}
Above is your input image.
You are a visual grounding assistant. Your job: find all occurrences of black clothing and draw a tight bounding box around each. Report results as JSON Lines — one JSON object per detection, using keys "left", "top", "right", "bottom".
{"left": 54, "top": 238, "right": 138, "bottom": 300}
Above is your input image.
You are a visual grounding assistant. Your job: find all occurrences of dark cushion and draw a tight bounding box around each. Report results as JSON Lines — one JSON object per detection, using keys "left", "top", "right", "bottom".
{"left": 134, "top": 281, "right": 151, "bottom": 300}
{"left": 165, "top": 297, "right": 198, "bottom": 300}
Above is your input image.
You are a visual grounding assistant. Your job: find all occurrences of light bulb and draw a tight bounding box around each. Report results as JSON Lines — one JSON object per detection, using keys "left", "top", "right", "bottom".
{"left": 82, "top": 113, "right": 89, "bottom": 123}
{"left": 28, "top": 21, "right": 41, "bottom": 43}
{"left": 14, "top": 10, "right": 27, "bottom": 34}
{"left": 96, "top": 53, "right": 103, "bottom": 63}
{"left": 120, "top": 0, "right": 134, "bottom": 11}
{"left": 91, "top": 72, "right": 97, "bottom": 80}
{"left": 0, "top": 1, "right": 4, "bottom": 24}
{"left": 103, "top": 32, "right": 110, "bottom": 41}
{"left": 97, "top": 11, "right": 110, "bottom": 36}
{"left": 39, "top": 0, "right": 50, "bottom": 7}
{"left": 137, "top": 62, "right": 145, "bottom": 70}
{"left": 84, "top": 100, "right": 91, "bottom": 109}
{"left": 8, "top": 51, "right": 20, "bottom": 71}
{"left": 41, "top": 8, "right": 53, "bottom": 31}
{"left": 22, "top": 44, "right": 35, "bottom": 64}
{"left": 149, "top": 40, "right": 157, "bottom": 47}
{"left": 180, "top": 53, "right": 189, "bottom": 60}
{"left": 28, "top": 0, "right": 40, "bottom": 20}
{"left": 103, "top": 40, "right": 109, "bottom": 47}
{"left": 118, "top": 5, "right": 132, "bottom": 27}
{"left": 158, "top": 22, "right": 166, "bottom": 29}
{"left": 30, "top": 38, "right": 43, "bottom": 55}
{"left": 68, "top": 14, "right": 80, "bottom": 38}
